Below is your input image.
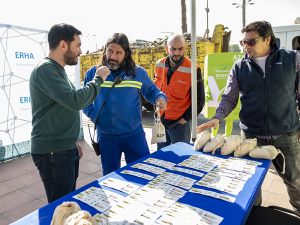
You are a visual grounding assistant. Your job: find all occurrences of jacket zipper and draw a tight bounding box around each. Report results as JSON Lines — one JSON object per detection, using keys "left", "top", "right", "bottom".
{"left": 249, "top": 58, "right": 266, "bottom": 134}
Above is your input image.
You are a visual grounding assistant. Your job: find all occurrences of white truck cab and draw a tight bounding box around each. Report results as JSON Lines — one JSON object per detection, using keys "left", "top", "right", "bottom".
{"left": 273, "top": 24, "right": 300, "bottom": 50}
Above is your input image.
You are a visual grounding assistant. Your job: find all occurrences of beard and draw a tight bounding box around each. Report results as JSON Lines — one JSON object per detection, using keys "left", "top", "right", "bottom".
{"left": 170, "top": 55, "right": 183, "bottom": 64}
{"left": 64, "top": 49, "right": 79, "bottom": 66}
{"left": 106, "top": 59, "right": 122, "bottom": 71}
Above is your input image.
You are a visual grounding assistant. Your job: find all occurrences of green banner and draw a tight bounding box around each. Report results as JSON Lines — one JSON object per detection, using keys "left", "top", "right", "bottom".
{"left": 204, "top": 52, "right": 243, "bottom": 119}
{"left": 203, "top": 52, "right": 243, "bottom": 136}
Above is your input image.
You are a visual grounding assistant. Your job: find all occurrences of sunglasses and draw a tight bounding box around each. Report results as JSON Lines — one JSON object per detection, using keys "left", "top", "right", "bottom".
{"left": 240, "top": 37, "right": 263, "bottom": 47}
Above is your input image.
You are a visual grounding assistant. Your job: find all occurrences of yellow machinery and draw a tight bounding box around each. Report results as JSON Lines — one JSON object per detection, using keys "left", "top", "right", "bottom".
{"left": 79, "top": 24, "right": 230, "bottom": 82}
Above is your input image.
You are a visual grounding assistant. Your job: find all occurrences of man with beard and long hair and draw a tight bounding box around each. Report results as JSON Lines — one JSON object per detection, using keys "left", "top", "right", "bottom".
{"left": 154, "top": 34, "right": 205, "bottom": 149}
{"left": 83, "top": 33, "right": 167, "bottom": 175}
{"left": 29, "top": 23, "right": 110, "bottom": 202}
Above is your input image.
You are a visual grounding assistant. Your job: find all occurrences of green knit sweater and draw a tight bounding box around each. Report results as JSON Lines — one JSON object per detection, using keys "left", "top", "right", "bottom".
{"left": 30, "top": 57, "right": 103, "bottom": 154}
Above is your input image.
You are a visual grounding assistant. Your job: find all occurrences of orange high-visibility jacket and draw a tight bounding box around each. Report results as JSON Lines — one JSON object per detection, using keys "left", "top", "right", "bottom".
{"left": 155, "top": 57, "right": 192, "bottom": 120}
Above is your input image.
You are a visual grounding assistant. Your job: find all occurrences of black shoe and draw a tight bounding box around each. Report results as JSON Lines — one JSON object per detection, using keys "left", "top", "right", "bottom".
{"left": 294, "top": 209, "right": 300, "bottom": 217}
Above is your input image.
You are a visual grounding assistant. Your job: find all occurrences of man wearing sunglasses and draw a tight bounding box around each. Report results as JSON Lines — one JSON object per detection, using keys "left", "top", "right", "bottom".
{"left": 197, "top": 21, "right": 300, "bottom": 214}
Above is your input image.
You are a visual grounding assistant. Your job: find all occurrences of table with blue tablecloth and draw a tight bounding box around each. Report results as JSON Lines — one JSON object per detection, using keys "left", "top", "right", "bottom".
{"left": 12, "top": 142, "right": 271, "bottom": 225}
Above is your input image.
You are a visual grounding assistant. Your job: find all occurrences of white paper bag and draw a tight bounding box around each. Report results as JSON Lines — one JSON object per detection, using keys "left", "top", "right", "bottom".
{"left": 151, "top": 111, "right": 166, "bottom": 144}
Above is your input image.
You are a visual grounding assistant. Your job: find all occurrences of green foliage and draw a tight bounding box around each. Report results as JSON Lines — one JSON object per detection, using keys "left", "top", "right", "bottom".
{"left": 229, "top": 44, "right": 241, "bottom": 52}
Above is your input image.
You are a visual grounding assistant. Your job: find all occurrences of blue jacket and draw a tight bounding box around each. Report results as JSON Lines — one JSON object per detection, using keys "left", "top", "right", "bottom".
{"left": 83, "top": 65, "right": 166, "bottom": 135}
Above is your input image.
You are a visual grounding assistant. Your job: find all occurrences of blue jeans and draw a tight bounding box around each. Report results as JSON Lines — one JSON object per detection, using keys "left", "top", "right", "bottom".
{"left": 99, "top": 127, "right": 150, "bottom": 176}
{"left": 157, "top": 121, "right": 191, "bottom": 150}
{"left": 32, "top": 148, "right": 79, "bottom": 203}
{"left": 242, "top": 130, "right": 300, "bottom": 210}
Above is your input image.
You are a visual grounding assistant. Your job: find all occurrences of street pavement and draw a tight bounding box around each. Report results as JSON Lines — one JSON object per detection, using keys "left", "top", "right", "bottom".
{"left": 0, "top": 111, "right": 293, "bottom": 224}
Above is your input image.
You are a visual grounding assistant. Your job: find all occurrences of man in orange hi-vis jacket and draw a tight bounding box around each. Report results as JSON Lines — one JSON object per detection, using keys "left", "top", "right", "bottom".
{"left": 154, "top": 34, "right": 205, "bottom": 150}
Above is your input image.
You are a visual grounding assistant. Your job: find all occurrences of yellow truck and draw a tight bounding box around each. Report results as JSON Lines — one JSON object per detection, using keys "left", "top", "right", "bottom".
{"left": 79, "top": 24, "right": 231, "bottom": 110}
{"left": 80, "top": 24, "right": 230, "bottom": 81}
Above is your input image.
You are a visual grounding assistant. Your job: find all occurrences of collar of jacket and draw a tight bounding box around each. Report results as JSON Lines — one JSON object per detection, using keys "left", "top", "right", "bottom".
{"left": 243, "top": 44, "right": 279, "bottom": 64}
{"left": 109, "top": 69, "right": 125, "bottom": 80}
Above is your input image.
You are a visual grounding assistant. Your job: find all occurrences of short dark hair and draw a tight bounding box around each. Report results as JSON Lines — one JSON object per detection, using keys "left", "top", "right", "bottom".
{"left": 102, "top": 33, "right": 136, "bottom": 77}
{"left": 48, "top": 23, "right": 82, "bottom": 50}
{"left": 242, "top": 21, "right": 276, "bottom": 48}
{"left": 241, "top": 21, "right": 276, "bottom": 48}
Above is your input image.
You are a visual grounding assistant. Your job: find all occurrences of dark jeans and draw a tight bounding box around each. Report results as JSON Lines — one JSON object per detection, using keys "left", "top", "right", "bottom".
{"left": 32, "top": 148, "right": 79, "bottom": 203}
{"left": 157, "top": 121, "right": 191, "bottom": 150}
{"left": 242, "top": 130, "right": 300, "bottom": 210}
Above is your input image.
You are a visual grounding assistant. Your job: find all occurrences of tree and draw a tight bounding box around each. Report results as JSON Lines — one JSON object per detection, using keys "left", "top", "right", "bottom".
{"left": 229, "top": 44, "right": 241, "bottom": 52}
{"left": 181, "top": 0, "right": 187, "bottom": 34}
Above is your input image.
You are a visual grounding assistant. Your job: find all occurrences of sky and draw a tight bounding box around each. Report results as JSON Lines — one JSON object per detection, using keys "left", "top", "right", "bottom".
{"left": 1, "top": 0, "right": 299, "bottom": 53}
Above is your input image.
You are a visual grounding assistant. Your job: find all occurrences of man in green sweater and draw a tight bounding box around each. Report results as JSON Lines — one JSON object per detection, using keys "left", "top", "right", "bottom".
{"left": 30, "top": 23, "right": 110, "bottom": 202}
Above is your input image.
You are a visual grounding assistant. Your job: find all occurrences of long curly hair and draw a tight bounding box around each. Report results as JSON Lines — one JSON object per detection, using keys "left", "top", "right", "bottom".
{"left": 102, "top": 33, "right": 136, "bottom": 77}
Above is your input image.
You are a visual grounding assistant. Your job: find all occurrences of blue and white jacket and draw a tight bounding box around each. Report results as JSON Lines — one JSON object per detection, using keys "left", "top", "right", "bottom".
{"left": 83, "top": 65, "right": 166, "bottom": 135}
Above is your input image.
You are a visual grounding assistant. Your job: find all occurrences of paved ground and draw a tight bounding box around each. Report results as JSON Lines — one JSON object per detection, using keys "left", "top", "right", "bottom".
{"left": 0, "top": 111, "right": 293, "bottom": 224}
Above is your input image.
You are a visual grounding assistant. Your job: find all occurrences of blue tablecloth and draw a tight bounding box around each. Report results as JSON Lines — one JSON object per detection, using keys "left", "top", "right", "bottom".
{"left": 12, "top": 142, "right": 271, "bottom": 225}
